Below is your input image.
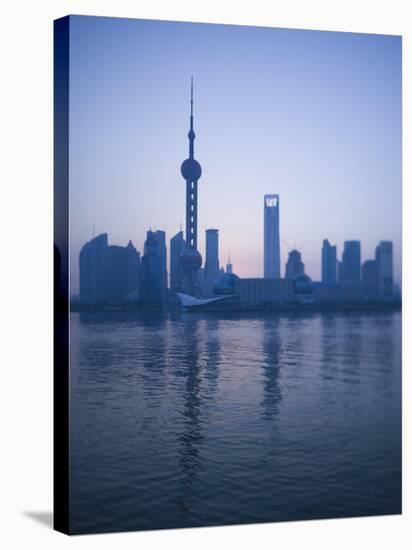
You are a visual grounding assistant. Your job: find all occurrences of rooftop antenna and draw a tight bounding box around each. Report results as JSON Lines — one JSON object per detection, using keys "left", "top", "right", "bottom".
{"left": 188, "top": 75, "right": 195, "bottom": 159}
{"left": 282, "top": 240, "right": 292, "bottom": 251}
{"left": 227, "top": 252, "right": 233, "bottom": 273}
{"left": 191, "top": 75, "right": 193, "bottom": 118}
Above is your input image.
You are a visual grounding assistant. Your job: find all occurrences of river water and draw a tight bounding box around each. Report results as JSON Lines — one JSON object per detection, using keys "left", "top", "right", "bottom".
{"left": 69, "top": 310, "right": 401, "bottom": 534}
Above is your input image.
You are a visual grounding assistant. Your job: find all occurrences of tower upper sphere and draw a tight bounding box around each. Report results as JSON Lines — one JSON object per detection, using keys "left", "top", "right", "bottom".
{"left": 181, "top": 158, "right": 202, "bottom": 181}
{"left": 181, "top": 76, "right": 202, "bottom": 182}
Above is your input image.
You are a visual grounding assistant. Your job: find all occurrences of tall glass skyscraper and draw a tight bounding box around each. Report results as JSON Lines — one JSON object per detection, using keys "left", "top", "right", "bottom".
{"left": 79, "top": 233, "right": 140, "bottom": 304}
{"left": 203, "top": 228, "right": 220, "bottom": 297}
{"left": 264, "top": 194, "right": 280, "bottom": 279}
{"left": 141, "top": 230, "right": 167, "bottom": 305}
{"left": 375, "top": 241, "right": 393, "bottom": 298}
{"left": 342, "top": 240, "right": 361, "bottom": 282}
{"left": 170, "top": 230, "right": 185, "bottom": 294}
{"left": 322, "top": 239, "right": 337, "bottom": 284}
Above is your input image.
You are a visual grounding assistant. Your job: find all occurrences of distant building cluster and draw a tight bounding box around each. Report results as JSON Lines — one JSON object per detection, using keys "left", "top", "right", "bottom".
{"left": 317, "top": 238, "right": 395, "bottom": 304}
{"left": 77, "top": 219, "right": 397, "bottom": 310}
{"left": 75, "top": 82, "right": 399, "bottom": 310}
{"left": 78, "top": 227, "right": 233, "bottom": 306}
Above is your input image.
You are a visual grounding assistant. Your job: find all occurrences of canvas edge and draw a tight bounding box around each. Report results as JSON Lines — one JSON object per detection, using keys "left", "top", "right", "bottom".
{"left": 53, "top": 14, "right": 70, "bottom": 536}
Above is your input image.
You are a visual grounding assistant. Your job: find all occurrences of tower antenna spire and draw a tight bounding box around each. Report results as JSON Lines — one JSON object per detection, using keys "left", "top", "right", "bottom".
{"left": 188, "top": 76, "right": 195, "bottom": 159}
{"left": 191, "top": 75, "right": 194, "bottom": 119}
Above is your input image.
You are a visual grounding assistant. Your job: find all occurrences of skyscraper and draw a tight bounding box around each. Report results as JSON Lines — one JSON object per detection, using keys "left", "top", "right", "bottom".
{"left": 285, "top": 249, "right": 305, "bottom": 279}
{"left": 264, "top": 194, "right": 280, "bottom": 279}
{"left": 203, "top": 228, "right": 220, "bottom": 297}
{"left": 141, "top": 229, "right": 167, "bottom": 305}
{"left": 362, "top": 259, "right": 379, "bottom": 300}
{"left": 170, "top": 230, "right": 185, "bottom": 294}
{"left": 155, "top": 230, "right": 167, "bottom": 303}
{"left": 79, "top": 233, "right": 108, "bottom": 303}
{"left": 106, "top": 241, "right": 141, "bottom": 302}
{"left": 341, "top": 240, "right": 361, "bottom": 282}
{"left": 375, "top": 241, "right": 393, "bottom": 298}
{"left": 79, "top": 233, "right": 140, "bottom": 304}
{"left": 179, "top": 78, "right": 203, "bottom": 296}
{"left": 321, "top": 239, "right": 337, "bottom": 284}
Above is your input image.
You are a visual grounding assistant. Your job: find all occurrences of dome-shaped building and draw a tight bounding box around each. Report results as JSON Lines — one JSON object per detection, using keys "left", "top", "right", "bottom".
{"left": 213, "top": 272, "right": 240, "bottom": 296}
{"left": 293, "top": 274, "right": 314, "bottom": 303}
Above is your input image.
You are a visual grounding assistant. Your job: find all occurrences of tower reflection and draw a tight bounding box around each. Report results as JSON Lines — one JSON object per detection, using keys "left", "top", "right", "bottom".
{"left": 173, "top": 314, "right": 221, "bottom": 519}
{"left": 260, "top": 317, "right": 282, "bottom": 421}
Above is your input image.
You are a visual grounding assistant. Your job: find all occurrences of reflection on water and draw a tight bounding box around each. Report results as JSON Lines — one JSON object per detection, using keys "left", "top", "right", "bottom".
{"left": 70, "top": 310, "right": 401, "bottom": 534}
{"left": 261, "top": 318, "right": 282, "bottom": 421}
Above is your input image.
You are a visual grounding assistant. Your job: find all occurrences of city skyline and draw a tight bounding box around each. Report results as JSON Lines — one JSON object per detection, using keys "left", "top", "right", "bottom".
{"left": 54, "top": 15, "right": 403, "bottom": 536}
{"left": 68, "top": 16, "right": 402, "bottom": 294}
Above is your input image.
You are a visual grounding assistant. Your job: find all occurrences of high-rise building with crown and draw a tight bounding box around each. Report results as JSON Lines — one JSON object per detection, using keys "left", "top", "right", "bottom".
{"left": 264, "top": 194, "right": 280, "bottom": 279}
{"left": 285, "top": 249, "right": 305, "bottom": 280}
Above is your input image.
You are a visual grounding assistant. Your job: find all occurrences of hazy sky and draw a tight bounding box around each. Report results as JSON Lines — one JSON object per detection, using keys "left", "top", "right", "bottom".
{"left": 68, "top": 15, "right": 402, "bottom": 293}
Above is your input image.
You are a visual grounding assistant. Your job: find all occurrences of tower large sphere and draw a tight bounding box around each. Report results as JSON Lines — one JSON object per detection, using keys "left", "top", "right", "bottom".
{"left": 181, "top": 158, "right": 202, "bottom": 181}
{"left": 180, "top": 248, "right": 202, "bottom": 270}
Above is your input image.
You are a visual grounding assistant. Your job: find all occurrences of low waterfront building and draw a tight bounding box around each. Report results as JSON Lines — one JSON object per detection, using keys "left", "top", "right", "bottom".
{"left": 235, "top": 278, "right": 294, "bottom": 308}
{"left": 213, "top": 272, "right": 240, "bottom": 296}
{"left": 176, "top": 292, "right": 236, "bottom": 310}
{"left": 292, "top": 274, "right": 314, "bottom": 304}
{"left": 313, "top": 281, "right": 364, "bottom": 304}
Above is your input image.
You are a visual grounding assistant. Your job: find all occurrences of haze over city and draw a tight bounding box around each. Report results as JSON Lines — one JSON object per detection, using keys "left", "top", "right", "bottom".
{"left": 68, "top": 16, "right": 402, "bottom": 295}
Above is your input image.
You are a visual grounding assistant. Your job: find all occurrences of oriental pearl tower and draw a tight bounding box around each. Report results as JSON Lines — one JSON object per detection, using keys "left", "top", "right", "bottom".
{"left": 179, "top": 78, "right": 203, "bottom": 297}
